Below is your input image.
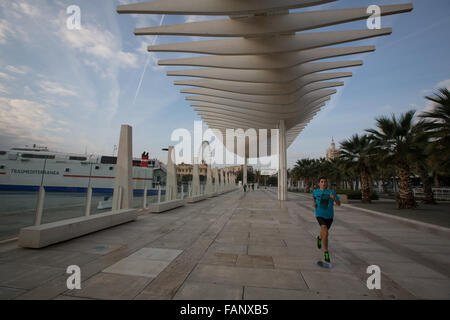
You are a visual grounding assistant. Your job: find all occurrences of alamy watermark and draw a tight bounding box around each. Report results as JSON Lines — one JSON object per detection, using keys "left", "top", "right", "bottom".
{"left": 367, "top": 5, "right": 381, "bottom": 30}
{"left": 170, "top": 121, "right": 280, "bottom": 169}
{"left": 66, "top": 265, "right": 81, "bottom": 290}
{"left": 66, "top": 5, "right": 81, "bottom": 30}
{"left": 366, "top": 265, "right": 381, "bottom": 290}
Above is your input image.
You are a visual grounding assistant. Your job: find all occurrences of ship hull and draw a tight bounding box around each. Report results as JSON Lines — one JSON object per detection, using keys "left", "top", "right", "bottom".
{"left": 0, "top": 152, "right": 164, "bottom": 193}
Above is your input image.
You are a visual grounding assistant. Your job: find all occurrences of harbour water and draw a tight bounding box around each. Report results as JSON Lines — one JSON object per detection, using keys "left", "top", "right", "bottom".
{"left": 0, "top": 191, "right": 162, "bottom": 241}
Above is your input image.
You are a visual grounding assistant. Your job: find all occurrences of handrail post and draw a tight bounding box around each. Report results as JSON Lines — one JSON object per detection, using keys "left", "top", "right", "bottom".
{"left": 84, "top": 186, "right": 92, "bottom": 216}
{"left": 34, "top": 186, "right": 45, "bottom": 226}
{"left": 143, "top": 186, "right": 148, "bottom": 208}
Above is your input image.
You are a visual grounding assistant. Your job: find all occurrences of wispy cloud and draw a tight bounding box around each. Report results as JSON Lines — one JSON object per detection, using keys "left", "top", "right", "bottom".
{"left": 0, "top": 71, "right": 13, "bottom": 80}
{"left": 0, "top": 83, "right": 9, "bottom": 94}
{"left": 0, "top": 19, "right": 12, "bottom": 44}
{"left": 10, "top": 1, "right": 41, "bottom": 17}
{"left": 0, "top": 97, "right": 67, "bottom": 147}
{"left": 5, "top": 65, "right": 29, "bottom": 74}
{"left": 38, "top": 80, "right": 77, "bottom": 97}
{"left": 58, "top": 22, "right": 139, "bottom": 68}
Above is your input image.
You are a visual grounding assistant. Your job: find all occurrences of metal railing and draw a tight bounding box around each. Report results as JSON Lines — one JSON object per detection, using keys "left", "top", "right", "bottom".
{"left": 413, "top": 188, "right": 450, "bottom": 201}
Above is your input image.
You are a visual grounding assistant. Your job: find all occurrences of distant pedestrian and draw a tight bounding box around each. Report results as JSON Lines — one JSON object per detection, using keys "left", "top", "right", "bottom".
{"left": 243, "top": 184, "right": 247, "bottom": 192}
{"left": 312, "top": 177, "right": 341, "bottom": 263}
{"left": 252, "top": 184, "right": 254, "bottom": 191}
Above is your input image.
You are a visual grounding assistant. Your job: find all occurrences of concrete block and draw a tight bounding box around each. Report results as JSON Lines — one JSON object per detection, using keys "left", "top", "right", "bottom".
{"left": 207, "top": 192, "right": 218, "bottom": 198}
{"left": 147, "top": 199, "right": 185, "bottom": 213}
{"left": 18, "top": 209, "right": 138, "bottom": 249}
{"left": 185, "top": 195, "right": 207, "bottom": 203}
{"left": 338, "top": 194, "right": 348, "bottom": 204}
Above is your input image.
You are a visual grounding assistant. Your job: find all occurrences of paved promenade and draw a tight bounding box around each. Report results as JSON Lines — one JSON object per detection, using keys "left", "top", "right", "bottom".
{"left": 0, "top": 188, "right": 449, "bottom": 300}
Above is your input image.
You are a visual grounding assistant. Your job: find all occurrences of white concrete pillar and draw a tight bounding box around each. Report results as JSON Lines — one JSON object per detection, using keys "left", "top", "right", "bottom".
{"left": 220, "top": 169, "right": 224, "bottom": 191}
{"left": 165, "top": 146, "right": 178, "bottom": 201}
{"left": 192, "top": 157, "right": 200, "bottom": 196}
{"left": 206, "top": 164, "right": 213, "bottom": 194}
{"left": 112, "top": 125, "right": 133, "bottom": 211}
{"left": 243, "top": 158, "right": 248, "bottom": 187}
{"left": 214, "top": 168, "right": 219, "bottom": 192}
{"left": 224, "top": 168, "right": 228, "bottom": 189}
{"left": 278, "top": 120, "right": 287, "bottom": 201}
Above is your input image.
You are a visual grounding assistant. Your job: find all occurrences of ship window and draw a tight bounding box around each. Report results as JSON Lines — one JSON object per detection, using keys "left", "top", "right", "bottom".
{"left": 133, "top": 160, "right": 141, "bottom": 167}
{"left": 109, "top": 166, "right": 114, "bottom": 170}
{"left": 0, "top": 165, "right": 5, "bottom": 169}
{"left": 21, "top": 154, "right": 55, "bottom": 159}
{"left": 95, "top": 166, "right": 100, "bottom": 170}
{"left": 100, "top": 156, "right": 117, "bottom": 164}
{"left": 65, "top": 168, "right": 70, "bottom": 172}
{"left": 0, "top": 151, "right": 6, "bottom": 155}
{"left": 69, "top": 156, "right": 87, "bottom": 161}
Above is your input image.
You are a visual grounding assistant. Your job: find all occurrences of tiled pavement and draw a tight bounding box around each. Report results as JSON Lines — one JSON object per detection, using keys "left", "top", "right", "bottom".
{"left": 0, "top": 188, "right": 449, "bottom": 300}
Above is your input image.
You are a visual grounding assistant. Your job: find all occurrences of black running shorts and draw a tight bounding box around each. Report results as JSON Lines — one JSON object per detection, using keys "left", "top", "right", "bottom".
{"left": 316, "top": 217, "right": 333, "bottom": 229}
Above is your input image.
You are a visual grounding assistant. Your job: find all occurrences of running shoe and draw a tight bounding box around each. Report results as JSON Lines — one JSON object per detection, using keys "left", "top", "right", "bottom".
{"left": 317, "top": 236, "right": 322, "bottom": 249}
{"left": 324, "top": 251, "right": 330, "bottom": 263}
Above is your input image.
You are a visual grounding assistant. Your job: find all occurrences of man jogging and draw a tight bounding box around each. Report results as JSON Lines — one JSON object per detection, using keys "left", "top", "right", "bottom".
{"left": 312, "top": 177, "right": 341, "bottom": 263}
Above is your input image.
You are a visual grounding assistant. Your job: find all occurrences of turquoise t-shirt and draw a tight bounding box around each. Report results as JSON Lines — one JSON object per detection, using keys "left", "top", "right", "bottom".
{"left": 312, "top": 189, "right": 340, "bottom": 219}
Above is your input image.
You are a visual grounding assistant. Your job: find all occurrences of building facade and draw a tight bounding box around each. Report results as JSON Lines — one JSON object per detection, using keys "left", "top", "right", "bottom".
{"left": 227, "top": 165, "right": 254, "bottom": 174}
{"left": 326, "top": 138, "right": 340, "bottom": 160}
{"left": 176, "top": 162, "right": 208, "bottom": 176}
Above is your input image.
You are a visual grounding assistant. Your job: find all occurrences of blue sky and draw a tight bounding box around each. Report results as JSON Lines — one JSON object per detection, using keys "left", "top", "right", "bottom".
{"left": 0, "top": 0, "right": 449, "bottom": 168}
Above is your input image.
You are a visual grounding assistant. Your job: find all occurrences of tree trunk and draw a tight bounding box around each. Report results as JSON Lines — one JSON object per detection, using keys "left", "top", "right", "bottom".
{"left": 382, "top": 178, "right": 388, "bottom": 193}
{"left": 305, "top": 177, "right": 311, "bottom": 193}
{"left": 396, "top": 162, "right": 417, "bottom": 209}
{"left": 336, "top": 178, "right": 342, "bottom": 190}
{"left": 361, "top": 168, "right": 371, "bottom": 204}
{"left": 418, "top": 165, "right": 436, "bottom": 204}
{"left": 433, "top": 172, "right": 440, "bottom": 188}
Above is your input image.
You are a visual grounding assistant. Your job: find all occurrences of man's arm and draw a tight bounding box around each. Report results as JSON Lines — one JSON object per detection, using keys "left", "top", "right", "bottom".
{"left": 312, "top": 191, "right": 317, "bottom": 208}
{"left": 330, "top": 192, "right": 341, "bottom": 206}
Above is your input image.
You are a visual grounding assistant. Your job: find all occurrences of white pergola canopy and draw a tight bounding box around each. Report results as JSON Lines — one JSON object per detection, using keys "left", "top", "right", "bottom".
{"left": 118, "top": 0, "right": 412, "bottom": 148}
{"left": 117, "top": 0, "right": 412, "bottom": 200}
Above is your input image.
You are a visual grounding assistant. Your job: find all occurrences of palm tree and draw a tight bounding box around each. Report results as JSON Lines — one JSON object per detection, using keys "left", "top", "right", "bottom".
{"left": 410, "top": 121, "right": 436, "bottom": 204}
{"left": 293, "top": 158, "right": 314, "bottom": 192}
{"left": 419, "top": 88, "right": 450, "bottom": 183}
{"left": 328, "top": 158, "right": 346, "bottom": 190}
{"left": 339, "top": 134, "right": 374, "bottom": 203}
{"left": 366, "top": 111, "right": 419, "bottom": 209}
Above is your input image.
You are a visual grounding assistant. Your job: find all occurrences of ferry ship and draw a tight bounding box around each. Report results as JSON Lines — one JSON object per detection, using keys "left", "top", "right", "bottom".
{"left": 0, "top": 145, "right": 166, "bottom": 194}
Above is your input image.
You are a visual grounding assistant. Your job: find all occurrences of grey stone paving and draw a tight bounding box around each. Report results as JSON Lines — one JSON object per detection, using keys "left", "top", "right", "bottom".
{"left": 0, "top": 188, "right": 449, "bottom": 300}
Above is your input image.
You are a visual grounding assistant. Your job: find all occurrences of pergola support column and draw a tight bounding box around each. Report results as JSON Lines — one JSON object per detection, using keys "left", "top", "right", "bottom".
{"left": 165, "top": 146, "right": 178, "bottom": 201}
{"left": 278, "top": 120, "right": 287, "bottom": 201}
{"left": 243, "top": 157, "right": 248, "bottom": 186}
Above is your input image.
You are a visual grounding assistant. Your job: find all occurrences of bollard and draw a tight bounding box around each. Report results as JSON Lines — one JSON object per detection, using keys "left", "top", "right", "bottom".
{"left": 84, "top": 186, "right": 92, "bottom": 217}
{"left": 157, "top": 185, "right": 161, "bottom": 203}
{"left": 143, "top": 186, "right": 147, "bottom": 208}
{"left": 34, "top": 186, "right": 45, "bottom": 226}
